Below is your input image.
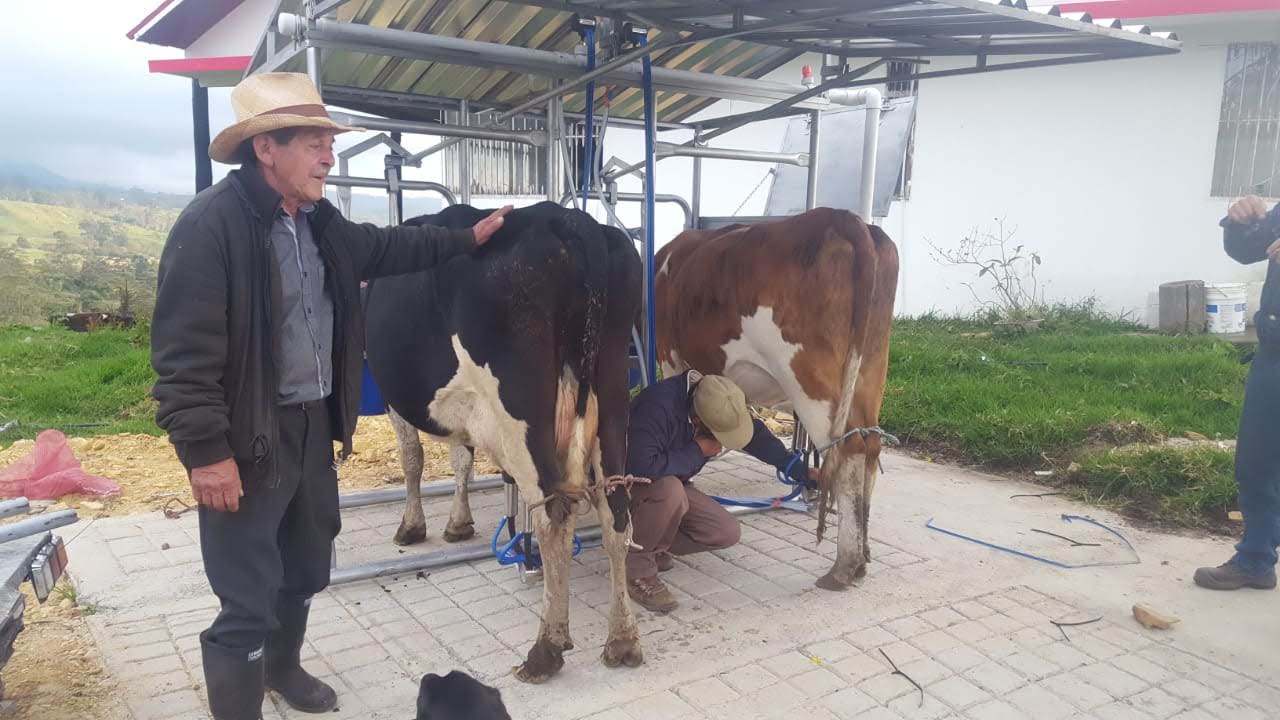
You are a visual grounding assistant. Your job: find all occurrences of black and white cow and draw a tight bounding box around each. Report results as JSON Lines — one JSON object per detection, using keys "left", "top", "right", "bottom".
{"left": 363, "top": 201, "right": 644, "bottom": 682}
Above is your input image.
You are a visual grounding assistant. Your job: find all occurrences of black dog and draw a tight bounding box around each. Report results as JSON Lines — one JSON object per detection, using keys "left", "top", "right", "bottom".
{"left": 416, "top": 670, "right": 512, "bottom": 720}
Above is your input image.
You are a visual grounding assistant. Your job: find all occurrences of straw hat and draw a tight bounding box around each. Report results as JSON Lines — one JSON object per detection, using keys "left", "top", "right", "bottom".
{"left": 692, "top": 375, "right": 754, "bottom": 451}
{"left": 209, "top": 72, "right": 362, "bottom": 164}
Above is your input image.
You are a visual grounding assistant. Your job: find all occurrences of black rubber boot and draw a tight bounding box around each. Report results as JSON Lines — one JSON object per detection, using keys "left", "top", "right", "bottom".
{"left": 201, "top": 632, "right": 265, "bottom": 720}
{"left": 1193, "top": 560, "right": 1277, "bottom": 590}
{"left": 265, "top": 596, "right": 338, "bottom": 713}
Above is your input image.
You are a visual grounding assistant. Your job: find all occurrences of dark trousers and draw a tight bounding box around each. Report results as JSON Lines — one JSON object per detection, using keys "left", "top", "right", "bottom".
{"left": 1234, "top": 345, "right": 1280, "bottom": 574}
{"left": 626, "top": 475, "right": 741, "bottom": 580}
{"left": 200, "top": 402, "right": 341, "bottom": 649}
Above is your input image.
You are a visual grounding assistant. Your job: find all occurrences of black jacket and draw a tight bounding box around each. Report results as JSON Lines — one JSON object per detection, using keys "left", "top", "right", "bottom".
{"left": 625, "top": 371, "right": 808, "bottom": 485}
{"left": 1222, "top": 202, "right": 1280, "bottom": 342}
{"left": 151, "top": 167, "right": 476, "bottom": 486}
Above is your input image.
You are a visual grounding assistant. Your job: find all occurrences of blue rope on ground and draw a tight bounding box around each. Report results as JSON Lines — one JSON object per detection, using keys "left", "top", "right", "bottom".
{"left": 925, "top": 513, "right": 1141, "bottom": 569}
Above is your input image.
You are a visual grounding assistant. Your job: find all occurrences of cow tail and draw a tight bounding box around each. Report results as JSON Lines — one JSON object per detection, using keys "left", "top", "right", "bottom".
{"left": 816, "top": 210, "right": 879, "bottom": 543}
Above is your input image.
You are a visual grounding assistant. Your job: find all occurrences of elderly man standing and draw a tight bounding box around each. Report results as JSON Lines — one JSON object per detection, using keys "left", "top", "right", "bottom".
{"left": 151, "top": 72, "right": 511, "bottom": 719}
{"left": 1195, "top": 194, "right": 1280, "bottom": 592}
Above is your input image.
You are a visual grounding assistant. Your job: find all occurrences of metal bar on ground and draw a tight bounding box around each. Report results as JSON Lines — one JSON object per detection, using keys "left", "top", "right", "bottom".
{"left": 339, "top": 474, "right": 505, "bottom": 510}
{"left": 0, "top": 510, "right": 78, "bottom": 544}
{"left": 0, "top": 499, "right": 29, "bottom": 520}
{"left": 329, "top": 504, "right": 772, "bottom": 586}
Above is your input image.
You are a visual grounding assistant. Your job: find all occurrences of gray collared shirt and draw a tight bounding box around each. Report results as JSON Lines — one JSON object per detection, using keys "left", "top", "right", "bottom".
{"left": 271, "top": 204, "right": 334, "bottom": 405}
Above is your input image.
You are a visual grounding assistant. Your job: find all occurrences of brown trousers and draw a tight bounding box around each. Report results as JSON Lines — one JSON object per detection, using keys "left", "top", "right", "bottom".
{"left": 626, "top": 475, "right": 741, "bottom": 580}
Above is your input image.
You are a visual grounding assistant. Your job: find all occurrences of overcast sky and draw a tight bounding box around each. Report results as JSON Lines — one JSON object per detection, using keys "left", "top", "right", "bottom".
{"left": 0, "top": 2, "right": 241, "bottom": 193}
{"left": 0, "top": 0, "right": 790, "bottom": 243}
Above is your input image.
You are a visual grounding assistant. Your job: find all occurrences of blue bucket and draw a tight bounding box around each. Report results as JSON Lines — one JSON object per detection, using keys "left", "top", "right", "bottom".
{"left": 359, "top": 359, "right": 387, "bottom": 416}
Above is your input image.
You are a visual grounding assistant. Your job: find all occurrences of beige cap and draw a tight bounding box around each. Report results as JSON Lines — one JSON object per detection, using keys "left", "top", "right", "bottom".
{"left": 208, "top": 72, "right": 363, "bottom": 164}
{"left": 691, "top": 375, "right": 754, "bottom": 451}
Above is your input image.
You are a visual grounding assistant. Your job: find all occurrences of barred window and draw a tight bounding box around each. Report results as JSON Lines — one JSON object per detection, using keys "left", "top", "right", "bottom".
{"left": 1211, "top": 43, "right": 1279, "bottom": 199}
{"left": 887, "top": 60, "right": 918, "bottom": 201}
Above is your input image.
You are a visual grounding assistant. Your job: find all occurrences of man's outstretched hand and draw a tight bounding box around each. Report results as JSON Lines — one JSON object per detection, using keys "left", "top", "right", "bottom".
{"left": 472, "top": 205, "right": 514, "bottom": 247}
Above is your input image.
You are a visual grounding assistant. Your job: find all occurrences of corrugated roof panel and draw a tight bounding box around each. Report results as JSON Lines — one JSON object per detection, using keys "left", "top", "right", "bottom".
{"left": 248, "top": 0, "right": 1180, "bottom": 123}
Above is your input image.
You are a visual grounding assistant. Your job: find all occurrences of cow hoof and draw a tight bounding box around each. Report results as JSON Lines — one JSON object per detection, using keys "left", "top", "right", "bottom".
{"left": 815, "top": 563, "right": 864, "bottom": 591}
{"left": 514, "top": 638, "right": 567, "bottom": 684}
{"left": 601, "top": 637, "right": 644, "bottom": 669}
{"left": 442, "top": 523, "right": 475, "bottom": 543}
{"left": 393, "top": 522, "right": 427, "bottom": 546}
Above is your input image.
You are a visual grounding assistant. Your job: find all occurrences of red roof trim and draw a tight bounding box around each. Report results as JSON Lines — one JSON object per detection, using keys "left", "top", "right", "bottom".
{"left": 127, "top": 0, "right": 178, "bottom": 40}
{"left": 1056, "top": 0, "right": 1280, "bottom": 18}
{"left": 148, "top": 55, "right": 252, "bottom": 74}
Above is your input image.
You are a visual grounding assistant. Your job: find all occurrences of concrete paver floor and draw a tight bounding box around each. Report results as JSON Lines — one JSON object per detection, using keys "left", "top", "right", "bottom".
{"left": 65, "top": 451, "right": 1279, "bottom": 719}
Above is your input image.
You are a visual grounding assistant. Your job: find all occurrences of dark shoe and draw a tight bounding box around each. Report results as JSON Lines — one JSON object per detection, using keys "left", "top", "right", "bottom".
{"left": 656, "top": 551, "right": 675, "bottom": 573}
{"left": 1193, "top": 560, "right": 1277, "bottom": 590}
{"left": 628, "top": 577, "right": 679, "bottom": 612}
{"left": 265, "top": 597, "right": 338, "bottom": 713}
{"left": 201, "top": 632, "right": 265, "bottom": 720}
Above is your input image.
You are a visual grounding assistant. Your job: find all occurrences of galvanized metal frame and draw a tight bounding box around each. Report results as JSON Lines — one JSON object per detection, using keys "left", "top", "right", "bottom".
{"left": 256, "top": 0, "right": 1181, "bottom": 587}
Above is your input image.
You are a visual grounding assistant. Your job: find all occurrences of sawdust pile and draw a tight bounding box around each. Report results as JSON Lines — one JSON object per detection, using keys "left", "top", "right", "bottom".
{"left": 0, "top": 415, "right": 498, "bottom": 521}
{"left": 2, "top": 583, "right": 124, "bottom": 719}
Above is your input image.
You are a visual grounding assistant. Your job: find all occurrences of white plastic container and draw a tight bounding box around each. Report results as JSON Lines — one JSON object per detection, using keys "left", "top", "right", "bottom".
{"left": 1205, "top": 282, "right": 1248, "bottom": 334}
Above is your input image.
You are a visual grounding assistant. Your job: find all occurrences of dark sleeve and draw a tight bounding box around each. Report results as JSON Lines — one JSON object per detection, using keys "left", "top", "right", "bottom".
{"left": 333, "top": 213, "right": 479, "bottom": 280}
{"left": 150, "top": 214, "right": 233, "bottom": 471}
{"left": 1222, "top": 204, "right": 1280, "bottom": 265}
{"left": 626, "top": 397, "right": 674, "bottom": 481}
{"left": 625, "top": 392, "right": 708, "bottom": 481}
{"left": 742, "top": 419, "right": 807, "bottom": 484}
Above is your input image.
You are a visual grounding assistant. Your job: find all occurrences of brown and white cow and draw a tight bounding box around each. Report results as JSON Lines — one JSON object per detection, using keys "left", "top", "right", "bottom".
{"left": 654, "top": 208, "right": 898, "bottom": 590}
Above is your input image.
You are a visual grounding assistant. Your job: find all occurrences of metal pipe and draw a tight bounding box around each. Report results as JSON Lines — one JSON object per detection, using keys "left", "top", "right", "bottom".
{"left": 329, "top": 503, "right": 772, "bottom": 586}
{"left": 325, "top": 174, "right": 457, "bottom": 206}
{"left": 0, "top": 498, "right": 29, "bottom": 520}
{"left": 280, "top": 14, "right": 832, "bottom": 110}
{"left": 339, "top": 474, "right": 505, "bottom": 510}
{"left": 459, "top": 99, "right": 472, "bottom": 206}
{"left": 826, "top": 88, "right": 883, "bottom": 220}
{"left": 307, "top": 46, "right": 321, "bottom": 89}
{"left": 691, "top": 126, "right": 702, "bottom": 223}
{"left": 655, "top": 142, "right": 808, "bottom": 167}
{"left": 641, "top": 33, "right": 658, "bottom": 389}
{"left": 546, "top": 94, "right": 559, "bottom": 202}
{"left": 191, "top": 80, "right": 212, "bottom": 193}
{"left": 581, "top": 26, "right": 597, "bottom": 207}
{"left": 806, "top": 111, "right": 821, "bottom": 210}
{"left": 0, "top": 510, "right": 77, "bottom": 544}
{"left": 560, "top": 190, "right": 692, "bottom": 230}
{"left": 697, "top": 59, "right": 888, "bottom": 140}
{"left": 329, "top": 112, "right": 546, "bottom": 147}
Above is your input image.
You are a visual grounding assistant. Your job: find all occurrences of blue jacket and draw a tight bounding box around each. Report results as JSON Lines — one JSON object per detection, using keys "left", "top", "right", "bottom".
{"left": 1222, "top": 202, "right": 1280, "bottom": 343}
{"left": 624, "top": 371, "right": 808, "bottom": 485}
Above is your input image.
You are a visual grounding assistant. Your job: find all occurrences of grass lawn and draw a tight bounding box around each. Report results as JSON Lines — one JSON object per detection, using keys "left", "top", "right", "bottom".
{"left": 0, "top": 324, "right": 158, "bottom": 440}
{"left": 0, "top": 310, "right": 1250, "bottom": 528}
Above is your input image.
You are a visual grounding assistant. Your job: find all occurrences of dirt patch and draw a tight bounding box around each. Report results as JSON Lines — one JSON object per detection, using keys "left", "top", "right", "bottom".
{"left": 2, "top": 582, "right": 123, "bottom": 719}
{"left": 0, "top": 415, "right": 500, "bottom": 521}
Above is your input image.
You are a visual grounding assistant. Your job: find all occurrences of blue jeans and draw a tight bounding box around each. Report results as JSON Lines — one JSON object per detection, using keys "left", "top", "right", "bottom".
{"left": 1232, "top": 344, "right": 1280, "bottom": 575}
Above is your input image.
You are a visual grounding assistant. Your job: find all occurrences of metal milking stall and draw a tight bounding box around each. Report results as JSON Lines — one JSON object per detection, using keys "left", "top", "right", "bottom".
{"left": 241, "top": 0, "right": 1179, "bottom": 585}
